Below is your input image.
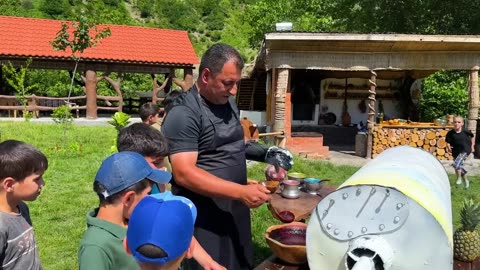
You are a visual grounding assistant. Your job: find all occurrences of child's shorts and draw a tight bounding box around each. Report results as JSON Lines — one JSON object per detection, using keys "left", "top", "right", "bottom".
{"left": 452, "top": 152, "right": 468, "bottom": 175}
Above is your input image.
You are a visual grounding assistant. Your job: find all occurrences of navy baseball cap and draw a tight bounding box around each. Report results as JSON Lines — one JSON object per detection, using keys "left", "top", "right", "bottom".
{"left": 127, "top": 192, "right": 197, "bottom": 264}
{"left": 94, "top": 151, "right": 171, "bottom": 198}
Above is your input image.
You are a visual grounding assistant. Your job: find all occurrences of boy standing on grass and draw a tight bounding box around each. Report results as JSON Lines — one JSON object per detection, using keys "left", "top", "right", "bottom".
{"left": 0, "top": 140, "right": 48, "bottom": 270}
{"left": 124, "top": 192, "right": 197, "bottom": 270}
{"left": 78, "top": 151, "right": 172, "bottom": 270}
{"left": 446, "top": 116, "right": 475, "bottom": 189}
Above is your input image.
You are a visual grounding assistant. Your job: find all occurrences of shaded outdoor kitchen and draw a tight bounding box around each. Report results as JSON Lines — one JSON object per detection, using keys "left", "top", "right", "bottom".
{"left": 238, "top": 32, "right": 480, "bottom": 159}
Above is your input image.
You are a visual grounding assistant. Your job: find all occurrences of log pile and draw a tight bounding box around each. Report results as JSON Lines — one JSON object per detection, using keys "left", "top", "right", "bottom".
{"left": 372, "top": 126, "right": 452, "bottom": 160}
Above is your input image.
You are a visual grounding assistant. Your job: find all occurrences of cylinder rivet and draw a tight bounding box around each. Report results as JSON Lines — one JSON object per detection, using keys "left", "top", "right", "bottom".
{"left": 394, "top": 216, "right": 400, "bottom": 223}
{"left": 396, "top": 203, "right": 403, "bottom": 210}
{"left": 347, "top": 231, "right": 354, "bottom": 237}
{"left": 356, "top": 188, "right": 361, "bottom": 196}
{"left": 379, "top": 224, "right": 385, "bottom": 231}
{"left": 361, "top": 227, "right": 367, "bottom": 233}
{"left": 343, "top": 193, "right": 348, "bottom": 199}
{"left": 326, "top": 223, "right": 332, "bottom": 229}
{"left": 334, "top": 229, "right": 340, "bottom": 235}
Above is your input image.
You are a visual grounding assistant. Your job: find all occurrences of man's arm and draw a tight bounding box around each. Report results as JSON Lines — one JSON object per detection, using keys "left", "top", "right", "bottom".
{"left": 170, "top": 152, "right": 270, "bottom": 208}
{"left": 191, "top": 237, "right": 226, "bottom": 270}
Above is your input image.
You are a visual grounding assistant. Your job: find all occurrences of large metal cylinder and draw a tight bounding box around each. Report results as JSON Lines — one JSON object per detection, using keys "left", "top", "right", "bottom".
{"left": 307, "top": 146, "right": 452, "bottom": 270}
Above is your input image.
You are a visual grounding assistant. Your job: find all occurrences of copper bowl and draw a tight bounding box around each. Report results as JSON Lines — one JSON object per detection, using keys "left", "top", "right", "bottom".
{"left": 265, "top": 222, "right": 307, "bottom": 265}
{"left": 262, "top": 180, "right": 280, "bottom": 193}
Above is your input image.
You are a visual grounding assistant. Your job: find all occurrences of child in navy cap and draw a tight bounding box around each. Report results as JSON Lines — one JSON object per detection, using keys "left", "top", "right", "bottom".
{"left": 125, "top": 192, "right": 197, "bottom": 270}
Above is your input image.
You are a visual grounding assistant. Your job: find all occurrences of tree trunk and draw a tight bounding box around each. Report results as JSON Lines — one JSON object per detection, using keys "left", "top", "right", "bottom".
{"left": 85, "top": 70, "right": 98, "bottom": 119}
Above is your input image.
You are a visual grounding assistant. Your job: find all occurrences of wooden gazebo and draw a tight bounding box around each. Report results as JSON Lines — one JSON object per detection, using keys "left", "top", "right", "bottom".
{"left": 247, "top": 33, "right": 480, "bottom": 158}
{"left": 0, "top": 15, "right": 198, "bottom": 118}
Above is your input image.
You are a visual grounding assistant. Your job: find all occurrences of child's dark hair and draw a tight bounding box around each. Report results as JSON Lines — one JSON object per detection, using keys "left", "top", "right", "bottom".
{"left": 162, "top": 90, "right": 183, "bottom": 115}
{"left": 93, "top": 179, "right": 151, "bottom": 205}
{"left": 117, "top": 123, "right": 169, "bottom": 158}
{"left": 0, "top": 140, "right": 48, "bottom": 181}
{"left": 136, "top": 244, "right": 167, "bottom": 259}
{"left": 139, "top": 103, "right": 160, "bottom": 122}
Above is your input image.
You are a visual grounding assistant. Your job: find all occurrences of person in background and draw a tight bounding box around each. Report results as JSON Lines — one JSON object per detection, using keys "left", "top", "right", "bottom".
{"left": 0, "top": 140, "right": 48, "bottom": 270}
{"left": 140, "top": 103, "right": 161, "bottom": 130}
{"left": 78, "top": 151, "right": 172, "bottom": 270}
{"left": 124, "top": 192, "right": 197, "bottom": 270}
{"left": 446, "top": 116, "right": 475, "bottom": 189}
{"left": 162, "top": 43, "right": 293, "bottom": 270}
{"left": 116, "top": 123, "right": 225, "bottom": 270}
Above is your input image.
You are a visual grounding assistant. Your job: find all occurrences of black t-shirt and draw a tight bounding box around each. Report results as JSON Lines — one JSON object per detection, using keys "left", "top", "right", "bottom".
{"left": 446, "top": 128, "right": 474, "bottom": 157}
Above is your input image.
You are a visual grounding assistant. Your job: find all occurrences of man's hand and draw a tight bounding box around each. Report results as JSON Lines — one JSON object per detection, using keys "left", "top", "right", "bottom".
{"left": 239, "top": 183, "right": 270, "bottom": 208}
{"left": 201, "top": 261, "right": 226, "bottom": 270}
{"left": 247, "top": 179, "right": 259, "bottom": 185}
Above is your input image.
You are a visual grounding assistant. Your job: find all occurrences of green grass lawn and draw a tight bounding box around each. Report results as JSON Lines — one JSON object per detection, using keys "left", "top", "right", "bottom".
{"left": 0, "top": 121, "right": 478, "bottom": 269}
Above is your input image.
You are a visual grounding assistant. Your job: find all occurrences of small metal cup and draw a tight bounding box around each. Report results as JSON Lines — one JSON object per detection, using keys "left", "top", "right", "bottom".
{"left": 304, "top": 178, "right": 322, "bottom": 194}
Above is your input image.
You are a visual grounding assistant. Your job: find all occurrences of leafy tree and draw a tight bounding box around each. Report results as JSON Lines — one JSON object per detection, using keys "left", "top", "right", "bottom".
{"left": 0, "top": 0, "right": 22, "bottom": 16}
{"left": 420, "top": 71, "right": 468, "bottom": 121}
{"left": 40, "top": 0, "right": 71, "bottom": 19}
{"left": 245, "top": 0, "right": 334, "bottom": 47}
{"left": 2, "top": 58, "right": 38, "bottom": 120}
{"left": 51, "top": 13, "right": 111, "bottom": 100}
{"left": 52, "top": 105, "right": 74, "bottom": 145}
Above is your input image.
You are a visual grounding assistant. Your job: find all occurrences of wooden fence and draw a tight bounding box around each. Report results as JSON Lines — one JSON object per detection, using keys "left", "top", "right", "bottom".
{"left": 0, "top": 95, "right": 122, "bottom": 118}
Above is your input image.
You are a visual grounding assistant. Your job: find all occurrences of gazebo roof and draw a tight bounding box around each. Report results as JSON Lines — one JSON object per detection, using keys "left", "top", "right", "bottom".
{"left": 0, "top": 15, "right": 198, "bottom": 73}
{"left": 254, "top": 32, "right": 480, "bottom": 78}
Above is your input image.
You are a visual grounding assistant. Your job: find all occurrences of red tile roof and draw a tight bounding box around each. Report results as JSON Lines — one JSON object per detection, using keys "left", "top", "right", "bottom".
{"left": 0, "top": 15, "right": 198, "bottom": 66}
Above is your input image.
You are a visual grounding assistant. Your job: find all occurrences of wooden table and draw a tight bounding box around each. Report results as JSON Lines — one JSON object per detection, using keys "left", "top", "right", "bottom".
{"left": 268, "top": 184, "right": 337, "bottom": 222}
{"left": 254, "top": 255, "right": 308, "bottom": 270}
{"left": 455, "top": 258, "right": 480, "bottom": 270}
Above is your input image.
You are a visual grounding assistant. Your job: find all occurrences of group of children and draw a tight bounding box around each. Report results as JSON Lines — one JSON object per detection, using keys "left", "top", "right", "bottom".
{"left": 0, "top": 110, "right": 475, "bottom": 269}
{"left": 0, "top": 94, "right": 216, "bottom": 269}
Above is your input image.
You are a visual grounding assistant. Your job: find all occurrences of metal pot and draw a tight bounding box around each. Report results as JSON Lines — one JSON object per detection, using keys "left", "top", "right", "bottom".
{"left": 287, "top": 172, "right": 307, "bottom": 184}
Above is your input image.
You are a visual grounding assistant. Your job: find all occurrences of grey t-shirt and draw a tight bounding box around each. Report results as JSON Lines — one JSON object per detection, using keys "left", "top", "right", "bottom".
{"left": 0, "top": 202, "right": 42, "bottom": 270}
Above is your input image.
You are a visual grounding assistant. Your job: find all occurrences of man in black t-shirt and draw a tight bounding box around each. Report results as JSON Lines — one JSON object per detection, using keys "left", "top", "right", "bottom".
{"left": 446, "top": 116, "right": 475, "bottom": 188}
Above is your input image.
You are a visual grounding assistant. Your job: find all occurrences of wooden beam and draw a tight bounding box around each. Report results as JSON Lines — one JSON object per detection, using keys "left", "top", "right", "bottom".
{"left": 468, "top": 66, "right": 479, "bottom": 136}
{"left": 366, "top": 70, "right": 377, "bottom": 159}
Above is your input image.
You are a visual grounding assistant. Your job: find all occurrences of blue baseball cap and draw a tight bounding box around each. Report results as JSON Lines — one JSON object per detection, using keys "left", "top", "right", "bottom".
{"left": 127, "top": 192, "right": 197, "bottom": 264}
{"left": 94, "top": 151, "right": 171, "bottom": 198}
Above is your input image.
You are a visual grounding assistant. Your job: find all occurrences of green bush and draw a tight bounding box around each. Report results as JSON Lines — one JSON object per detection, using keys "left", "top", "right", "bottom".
{"left": 420, "top": 71, "right": 468, "bottom": 121}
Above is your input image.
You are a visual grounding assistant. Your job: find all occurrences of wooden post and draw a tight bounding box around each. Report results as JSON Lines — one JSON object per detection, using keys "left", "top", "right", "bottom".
{"left": 366, "top": 70, "right": 377, "bottom": 159}
{"left": 103, "top": 72, "right": 124, "bottom": 112}
{"left": 273, "top": 69, "right": 289, "bottom": 147}
{"left": 172, "top": 68, "right": 193, "bottom": 91}
{"left": 468, "top": 66, "right": 479, "bottom": 136}
{"left": 84, "top": 70, "right": 98, "bottom": 119}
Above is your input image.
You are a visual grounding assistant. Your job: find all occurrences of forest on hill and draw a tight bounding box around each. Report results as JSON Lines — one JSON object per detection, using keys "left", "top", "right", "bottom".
{"left": 1, "top": 0, "right": 480, "bottom": 119}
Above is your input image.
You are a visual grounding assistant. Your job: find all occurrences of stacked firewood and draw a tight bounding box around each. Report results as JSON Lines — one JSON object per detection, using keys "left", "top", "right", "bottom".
{"left": 372, "top": 126, "right": 452, "bottom": 160}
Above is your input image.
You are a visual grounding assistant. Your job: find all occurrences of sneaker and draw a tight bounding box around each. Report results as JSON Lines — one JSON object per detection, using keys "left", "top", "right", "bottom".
{"left": 456, "top": 178, "right": 463, "bottom": 185}
{"left": 465, "top": 179, "right": 470, "bottom": 189}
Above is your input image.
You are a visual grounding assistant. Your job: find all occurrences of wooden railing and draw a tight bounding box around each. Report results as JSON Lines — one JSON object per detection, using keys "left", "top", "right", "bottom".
{"left": 0, "top": 95, "right": 122, "bottom": 118}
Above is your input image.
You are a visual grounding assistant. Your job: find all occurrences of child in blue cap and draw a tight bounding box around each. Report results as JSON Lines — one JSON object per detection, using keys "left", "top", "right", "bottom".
{"left": 125, "top": 192, "right": 197, "bottom": 270}
{"left": 78, "top": 151, "right": 172, "bottom": 270}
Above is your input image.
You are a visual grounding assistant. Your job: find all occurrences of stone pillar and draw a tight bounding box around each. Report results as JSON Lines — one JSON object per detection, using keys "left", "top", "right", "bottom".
{"left": 85, "top": 69, "right": 98, "bottom": 119}
{"left": 468, "top": 67, "right": 479, "bottom": 136}
{"left": 366, "top": 70, "right": 377, "bottom": 159}
{"left": 273, "top": 68, "right": 289, "bottom": 146}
